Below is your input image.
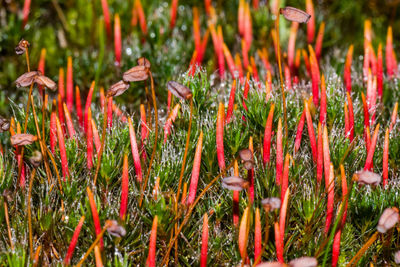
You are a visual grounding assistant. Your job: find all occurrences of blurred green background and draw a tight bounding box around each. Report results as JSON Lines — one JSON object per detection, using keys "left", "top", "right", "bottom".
{"left": 1, "top": 0, "right": 400, "bottom": 115}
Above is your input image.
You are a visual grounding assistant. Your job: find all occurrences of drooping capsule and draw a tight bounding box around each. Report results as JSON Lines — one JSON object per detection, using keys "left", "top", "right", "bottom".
{"left": 107, "top": 80, "right": 130, "bottom": 97}
{"left": 221, "top": 176, "right": 249, "bottom": 191}
{"left": 280, "top": 7, "right": 311, "bottom": 23}
{"left": 122, "top": 65, "right": 149, "bottom": 82}
{"left": 15, "top": 71, "right": 40, "bottom": 88}
{"left": 10, "top": 134, "right": 37, "bottom": 146}
{"left": 106, "top": 220, "right": 126, "bottom": 237}
{"left": 167, "top": 81, "right": 193, "bottom": 100}
{"left": 261, "top": 197, "right": 281, "bottom": 212}
{"left": 353, "top": 170, "right": 382, "bottom": 186}
{"left": 377, "top": 207, "right": 399, "bottom": 233}
{"left": 34, "top": 74, "right": 57, "bottom": 90}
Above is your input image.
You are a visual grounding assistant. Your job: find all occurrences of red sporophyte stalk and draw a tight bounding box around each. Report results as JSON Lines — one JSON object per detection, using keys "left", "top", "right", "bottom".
{"left": 163, "top": 103, "right": 180, "bottom": 143}
{"left": 188, "top": 50, "right": 198, "bottom": 77}
{"left": 216, "top": 102, "right": 226, "bottom": 170}
{"left": 75, "top": 86, "right": 84, "bottom": 129}
{"left": 107, "top": 97, "right": 113, "bottom": 128}
{"left": 58, "top": 94, "right": 66, "bottom": 135}
{"left": 64, "top": 216, "right": 85, "bottom": 266}
{"left": 276, "top": 118, "right": 283, "bottom": 186}
{"left": 306, "top": 0, "right": 315, "bottom": 43}
{"left": 50, "top": 100, "right": 57, "bottom": 153}
{"left": 302, "top": 49, "right": 311, "bottom": 77}
{"left": 128, "top": 117, "right": 143, "bottom": 182}
{"left": 235, "top": 55, "right": 244, "bottom": 84}
{"left": 317, "top": 123, "right": 323, "bottom": 183}
{"left": 200, "top": 213, "right": 209, "bottom": 267}
{"left": 315, "top": 22, "right": 325, "bottom": 61}
{"left": 343, "top": 44, "right": 354, "bottom": 93}
{"left": 187, "top": 131, "right": 203, "bottom": 205}
{"left": 84, "top": 81, "right": 95, "bottom": 133}
{"left": 383, "top": 128, "right": 389, "bottom": 187}
{"left": 309, "top": 45, "right": 320, "bottom": 106}
{"left": 114, "top": 14, "right": 122, "bottom": 67}
{"left": 364, "top": 123, "right": 380, "bottom": 171}
{"left": 226, "top": 80, "right": 237, "bottom": 124}
{"left": 284, "top": 65, "right": 292, "bottom": 90}
{"left": 135, "top": 0, "right": 147, "bottom": 35}
{"left": 193, "top": 7, "right": 201, "bottom": 54}
{"left": 146, "top": 215, "right": 158, "bottom": 267}
{"left": 389, "top": 102, "right": 398, "bottom": 133}
{"left": 56, "top": 117, "right": 69, "bottom": 180}
{"left": 254, "top": 208, "right": 262, "bottom": 264}
{"left": 66, "top": 56, "right": 74, "bottom": 111}
{"left": 233, "top": 160, "right": 240, "bottom": 227}
{"left": 250, "top": 57, "right": 259, "bottom": 84}
{"left": 367, "top": 73, "right": 377, "bottom": 125}
{"left": 263, "top": 103, "right": 275, "bottom": 165}
{"left": 209, "top": 24, "right": 225, "bottom": 77}
{"left": 87, "top": 108, "right": 93, "bottom": 169}
{"left": 258, "top": 48, "right": 273, "bottom": 75}
{"left": 196, "top": 29, "right": 209, "bottom": 64}
{"left": 170, "top": 0, "right": 178, "bottom": 29}
{"left": 386, "top": 26, "right": 397, "bottom": 79}
{"left": 248, "top": 137, "right": 255, "bottom": 202}
{"left": 363, "top": 44, "right": 370, "bottom": 81}
{"left": 365, "top": 126, "right": 371, "bottom": 155}
{"left": 238, "top": 207, "right": 249, "bottom": 261}
{"left": 59, "top": 67, "right": 65, "bottom": 100}
{"left": 99, "top": 87, "right": 105, "bottom": 110}
{"left": 361, "top": 92, "right": 370, "bottom": 130}
{"left": 222, "top": 43, "right": 238, "bottom": 80}
{"left": 274, "top": 222, "right": 283, "bottom": 263}
{"left": 377, "top": 43, "right": 383, "bottom": 98}
{"left": 279, "top": 189, "right": 289, "bottom": 262}
{"left": 22, "top": 0, "right": 31, "bottom": 29}
{"left": 204, "top": 0, "right": 211, "bottom": 15}
{"left": 265, "top": 73, "right": 272, "bottom": 102}
{"left": 344, "top": 102, "right": 350, "bottom": 140}
{"left": 91, "top": 119, "right": 101, "bottom": 154}
{"left": 101, "top": 0, "right": 112, "bottom": 38}
{"left": 281, "top": 153, "right": 290, "bottom": 204}
{"left": 37, "top": 48, "right": 46, "bottom": 97}
{"left": 119, "top": 153, "right": 129, "bottom": 220}
{"left": 86, "top": 187, "right": 103, "bottom": 249}
{"left": 346, "top": 92, "right": 354, "bottom": 141}
{"left": 288, "top": 22, "right": 299, "bottom": 72}
{"left": 242, "top": 72, "right": 250, "bottom": 111}
{"left": 238, "top": 0, "right": 245, "bottom": 36}
{"left": 304, "top": 101, "right": 317, "bottom": 162}
{"left": 323, "top": 125, "right": 331, "bottom": 188}
{"left": 332, "top": 165, "right": 348, "bottom": 267}
{"left": 243, "top": 2, "right": 252, "bottom": 50}
{"left": 241, "top": 40, "right": 249, "bottom": 70}
{"left": 324, "top": 163, "right": 334, "bottom": 234}
{"left": 294, "top": 109, "right": 305, "bottom": 154}
{"left": 63, "top": 103, "right": 76, "bottom": 138}
{"left": 140, "top": 104, "right": 148, "bottom": 141}
{"left": 319, "top": 74, "right": 327, "bottom": 124}
{"left": 167, "top": 90, "right": 172, "bottom": 115}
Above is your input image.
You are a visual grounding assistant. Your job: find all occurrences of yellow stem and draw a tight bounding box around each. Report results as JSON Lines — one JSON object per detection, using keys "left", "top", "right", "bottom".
{"left": 28, "top": 168, "right": 37, "bottom": 259}
{"left": 346, "top": 231, "right": 379, "bottom": 267}
{"left": 139, "top": 72, "right": 158, "bottom": 207}
{"left": 4, "top": 201, "right": 14, "bottom": 251}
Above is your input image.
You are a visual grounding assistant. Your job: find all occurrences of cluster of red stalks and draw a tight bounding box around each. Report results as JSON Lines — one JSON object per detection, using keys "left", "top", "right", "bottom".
{"left": 10, "top": 0, "right": 400, "bottom": 265}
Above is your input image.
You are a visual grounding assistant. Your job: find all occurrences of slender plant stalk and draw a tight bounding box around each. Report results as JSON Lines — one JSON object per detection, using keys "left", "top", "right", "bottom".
{"left": 30, "top": 95, "right": 52, "bottom": 183}
{"left": 28, "top": 168, "right": 37, "bottom": 259}
{"left": 4, "top": 201, "right": 14, "bottom": 251}
{"left": 32, "top": 245, "right": 41, "bottom": 267}
{"left": 75, "top": 221, "right": 111, "bottom": 267}
{"left": 161, "top": 159, "right": 235, "bottom": 265}
{"left": 346, "top": 231, "right": 379, "bottom": 267}
{"left": 139, "top": 72, "right": 159, "bottom": 207}
{"left": 93, "top": 96, "right": 109, "bottom": 186}
{"left": 275, "top": 14, "right": 288, "bottom": 140}
{"left": 176, "top": 97, "right": 193, "bottom": 203}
